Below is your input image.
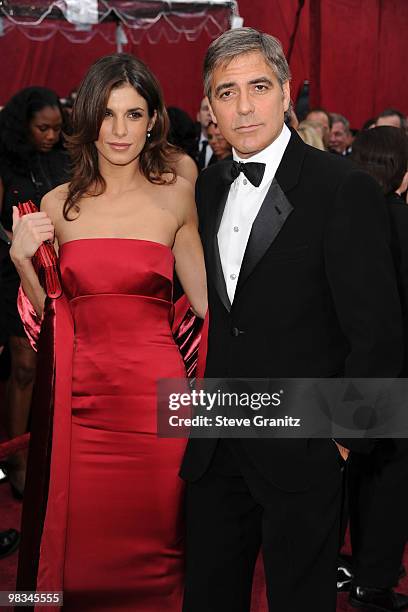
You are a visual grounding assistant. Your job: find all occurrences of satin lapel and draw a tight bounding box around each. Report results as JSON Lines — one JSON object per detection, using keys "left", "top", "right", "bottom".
{"left": 235, "top": 130, "right": 306, "bottom": 296}
{"left": 236, "top": 178, "right": 294, "bottom": 295}
{"left": 206, "top": 184, "right": 232, "bottom": 312}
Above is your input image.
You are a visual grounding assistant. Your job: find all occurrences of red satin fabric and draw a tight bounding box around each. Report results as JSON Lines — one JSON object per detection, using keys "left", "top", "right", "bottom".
{"left": 17, "top": 201, "right": 62, "bottom": 299}
{"left": 17, "top": 285, "right": 43, "bottom": 351}
{"left": 34, "top": 238, "right": 187, "bottom": 611}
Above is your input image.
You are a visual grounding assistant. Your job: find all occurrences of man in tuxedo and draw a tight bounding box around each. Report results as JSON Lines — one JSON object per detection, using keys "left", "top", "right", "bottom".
{"left": 181, "top": 28, "right": 403, "bottom": 612}
{"left": 329, "top": 113, "right": 353, "bottom": 156}
{"left": 196, "top": 96, "right": 214, "bottom": 170}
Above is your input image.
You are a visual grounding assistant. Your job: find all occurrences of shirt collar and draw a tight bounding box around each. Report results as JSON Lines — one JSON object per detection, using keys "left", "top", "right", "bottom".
{"left": 199, "top": 132, "right": 208, "bottom": 145}
{"left": 232, "top": 123, "right": 291, "bottom": 188}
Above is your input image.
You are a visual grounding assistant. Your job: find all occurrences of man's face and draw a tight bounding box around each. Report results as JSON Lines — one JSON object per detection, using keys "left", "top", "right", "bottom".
{"left": 197, "top": 97, "right": 212, "bottom": 131}
{"left": 306, "top": 110, "right": 330, "bottom": 147}
{"left": 207, "top": 123, "right": 232, "bottom": 160}
{"left": 329, "top": 121, "right": 352, "bottom": 154}
{"left": 376, "top": 114, "right": 402, "bottom": 129}
{"left": 208, "top": 51, "right": 290, "bottom": 159}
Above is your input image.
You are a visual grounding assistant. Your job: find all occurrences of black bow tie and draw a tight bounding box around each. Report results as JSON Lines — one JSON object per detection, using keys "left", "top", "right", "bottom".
{"left": 223, "top": 160, "right": 266, "bottom": 187}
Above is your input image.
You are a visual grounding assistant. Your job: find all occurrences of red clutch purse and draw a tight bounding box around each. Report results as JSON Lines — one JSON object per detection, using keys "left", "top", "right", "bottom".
{"left": 17, "top": 201, "right": 62, "bottom": 298}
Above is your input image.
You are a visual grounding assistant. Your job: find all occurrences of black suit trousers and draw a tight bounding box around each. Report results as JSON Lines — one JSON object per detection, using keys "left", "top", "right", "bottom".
{"left": 347, "top": 441, "right": 408, "bottom": 587}
{"left": 183, "top": 438, "right": 343, "bottom": 612}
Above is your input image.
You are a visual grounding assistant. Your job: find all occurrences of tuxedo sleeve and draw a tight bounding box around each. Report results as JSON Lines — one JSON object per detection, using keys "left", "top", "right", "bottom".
{"left": 324, "top": 171, "right": 403, "bottom": 452}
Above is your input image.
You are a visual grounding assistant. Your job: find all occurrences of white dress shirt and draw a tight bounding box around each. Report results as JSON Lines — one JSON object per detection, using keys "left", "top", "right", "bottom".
{"left": 218, "top": 124, "right": 291, "bottom": 303}
{"left": 199, "top": 132, "right": 214, "bottom": 168}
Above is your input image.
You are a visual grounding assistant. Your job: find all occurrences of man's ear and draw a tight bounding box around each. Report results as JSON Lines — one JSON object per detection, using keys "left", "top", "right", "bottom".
{"left": 282, "top": 81, "right": 291, "bottom": 113}
{"left": 208, "top": 98, "right": 217, "bottom": 124}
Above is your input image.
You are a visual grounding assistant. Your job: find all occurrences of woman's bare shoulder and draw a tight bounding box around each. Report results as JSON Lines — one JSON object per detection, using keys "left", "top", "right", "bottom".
{"left": 173, "top": 154, "right": 198, "bottom": 187}
{"left": 163, "top": 174, "right": 196, "bottom": 211}
{"left": 40, "top": 183, "right": 69, "bottom": 220}
{"left": 160, "top": 173, "right": 194, "bottom": 197}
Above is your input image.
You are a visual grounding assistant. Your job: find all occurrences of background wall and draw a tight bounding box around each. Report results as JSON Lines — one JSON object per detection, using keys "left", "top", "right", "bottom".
{"left": 0, "top": 0, "right": 407, "bottom": 129}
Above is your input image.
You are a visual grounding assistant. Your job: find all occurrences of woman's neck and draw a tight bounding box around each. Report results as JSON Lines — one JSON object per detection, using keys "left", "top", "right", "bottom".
{"left": 98, "top": 155, "right": 145, "bottom": 197}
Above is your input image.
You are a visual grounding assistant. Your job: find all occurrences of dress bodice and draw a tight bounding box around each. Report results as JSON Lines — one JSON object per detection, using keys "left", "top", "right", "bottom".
{"left": 59, "top": 238, "right": 174, "bottom": 303}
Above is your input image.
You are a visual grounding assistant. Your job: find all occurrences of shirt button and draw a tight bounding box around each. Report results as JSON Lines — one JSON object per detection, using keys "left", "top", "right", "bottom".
{"left": 230, "top": 274, "right": 237, "bottom": 280}
{"left": 233, "top": 226, "right": 239, "bottom": 232}
{"left": 243, "top": 178, "right": 248, "bottom": 185}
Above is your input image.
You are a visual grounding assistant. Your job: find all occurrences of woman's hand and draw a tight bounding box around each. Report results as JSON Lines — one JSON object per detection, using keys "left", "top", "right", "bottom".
{"left": 10, "top": 206, "right": 54, "bottom": 265}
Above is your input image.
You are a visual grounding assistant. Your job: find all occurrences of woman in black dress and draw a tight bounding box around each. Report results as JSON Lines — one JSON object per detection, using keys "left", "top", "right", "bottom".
{"left": 0, "top": 87, "right": 69, "bottom": 496}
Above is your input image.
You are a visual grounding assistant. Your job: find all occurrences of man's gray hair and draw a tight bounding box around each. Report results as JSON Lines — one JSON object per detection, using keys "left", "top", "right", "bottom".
{"left": 330, "top": 113, "right": 351, "bottom": 133}
{"left": 203, "top": 27, "right": 291, "bottom": 99}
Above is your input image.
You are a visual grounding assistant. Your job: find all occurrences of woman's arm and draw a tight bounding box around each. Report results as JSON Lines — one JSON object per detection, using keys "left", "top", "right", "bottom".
{"left": 172, "top": 183, "right": 207, "bottom": 319}
{"left": 9, "top": 205, "right": 55, "bottom": 317}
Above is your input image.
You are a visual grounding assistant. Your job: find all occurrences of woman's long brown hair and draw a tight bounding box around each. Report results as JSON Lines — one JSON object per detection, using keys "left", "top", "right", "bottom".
{"left": 63, "top": 53, "right": 176, "bottom": 220}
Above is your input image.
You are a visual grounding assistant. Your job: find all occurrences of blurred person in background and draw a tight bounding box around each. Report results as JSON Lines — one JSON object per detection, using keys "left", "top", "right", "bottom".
{"left": 362, "top": 117, "right": 377, "bottom": 130}
{"left": 167, "top": 106, "right": 199, "bottom": 186}
{"left": 196, "top": 96, "right": 213, "bottom": 170}
{"left": 376, "top": 108, "right": 407, "bottom": 131}
{"left": 206, "top": 121, "right": 232, "bottom": 163}
{"left": 329, "top": 113, "right": 353, "bottom": 155}
{"left": 344, "top": 126, "right": 408, "bottom": 612}
{"left": 0, "top": 86, "right": 69, "bottom": 498}
{"left": 305, "top": 107, "right": 331, "bottom": 149}
{"left": 297, "top": 120, "right": 325, "bottom": 151}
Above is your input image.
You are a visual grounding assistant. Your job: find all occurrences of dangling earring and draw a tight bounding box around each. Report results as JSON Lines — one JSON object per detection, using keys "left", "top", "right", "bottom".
{"left": 147, "top": 131, "right": 151, "bottom": 139}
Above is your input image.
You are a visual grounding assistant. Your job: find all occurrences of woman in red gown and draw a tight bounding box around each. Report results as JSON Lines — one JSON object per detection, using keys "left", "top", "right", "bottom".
{"left": 10, "top": 54, "right": 207, "bottom": 611}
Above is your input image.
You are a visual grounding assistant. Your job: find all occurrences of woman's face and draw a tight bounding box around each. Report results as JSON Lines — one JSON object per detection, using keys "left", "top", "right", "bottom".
{"left": 29, "top": 105, "right": 63, "bottom": 152}
{"left": 95, "top": 83, "right": 156, "bottom": 167}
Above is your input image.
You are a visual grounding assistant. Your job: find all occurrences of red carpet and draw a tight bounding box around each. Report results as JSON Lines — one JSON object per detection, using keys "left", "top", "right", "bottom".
{"left": 1, "top": 475, "right": 406, "bottom": 611}
{"left": 0, "top": 377, "right": 407, "bottom": 610}
{"left": 0, "top": 483, "right": 22, "bottom": 612}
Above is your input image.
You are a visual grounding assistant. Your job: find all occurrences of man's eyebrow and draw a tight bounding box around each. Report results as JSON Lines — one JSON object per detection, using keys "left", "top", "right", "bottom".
{"left": 214, "top": 82, "right": 236, "bottom": 96}
{"left": 248, "top": 77, "right": 274, "bottom": 86}
{"left": 214, "top": 76, "right": 274, "bottom": 96}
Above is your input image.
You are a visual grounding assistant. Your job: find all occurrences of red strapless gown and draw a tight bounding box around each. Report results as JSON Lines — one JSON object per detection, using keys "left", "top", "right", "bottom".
{"left": 35, "top": 238, "right": 187, "bottom": 611}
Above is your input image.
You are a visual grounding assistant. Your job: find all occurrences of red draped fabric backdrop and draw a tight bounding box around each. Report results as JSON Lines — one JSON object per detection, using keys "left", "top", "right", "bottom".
{"left": 0, "top": 1, "right": 407, "bottom": 130}
{"left": 309, "top": 0, "right": 408, "bottom": 129}
{"left": 0, "top": 1, "right": 307, "bottom": 120}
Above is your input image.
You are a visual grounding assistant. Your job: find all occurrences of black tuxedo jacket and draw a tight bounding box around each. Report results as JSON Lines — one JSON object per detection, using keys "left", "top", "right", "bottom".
{"left": 180, "top": 130, "right": 403, "bottom": 491}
